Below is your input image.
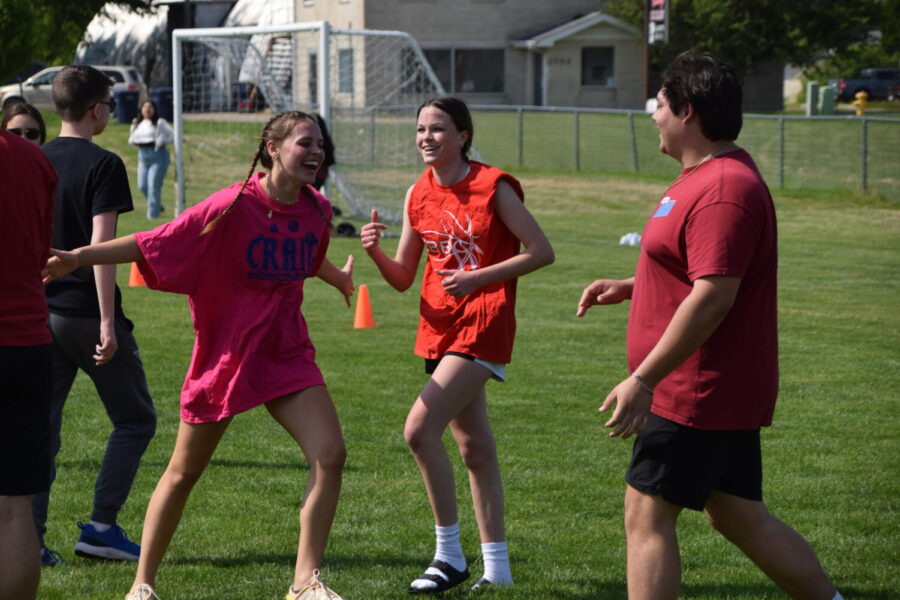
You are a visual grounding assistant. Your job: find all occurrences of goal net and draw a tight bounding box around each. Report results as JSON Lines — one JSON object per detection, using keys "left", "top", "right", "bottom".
{"left": 172, "top": 22, "right": 476, "bottom": 223}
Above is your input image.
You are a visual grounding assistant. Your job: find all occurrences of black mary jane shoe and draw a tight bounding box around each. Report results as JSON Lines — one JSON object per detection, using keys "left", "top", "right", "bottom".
{"left": 408, "top": 559, "right": 470, "bottom": 595}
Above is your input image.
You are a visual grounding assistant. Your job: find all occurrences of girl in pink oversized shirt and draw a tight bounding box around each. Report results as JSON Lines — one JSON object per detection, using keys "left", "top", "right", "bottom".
{"left": 43, "top": 112, "right": 352, "bottom": 600}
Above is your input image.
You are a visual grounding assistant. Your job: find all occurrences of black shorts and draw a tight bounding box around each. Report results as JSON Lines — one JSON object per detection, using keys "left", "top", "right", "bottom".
{"left": 0, "top": 344, "right": 52, "bottom": 495}
{"left": 424, "top": 352, "right": 505, "bottom": 382}
{"left": 626, "top": 413, "right": 763, "bottom": 511}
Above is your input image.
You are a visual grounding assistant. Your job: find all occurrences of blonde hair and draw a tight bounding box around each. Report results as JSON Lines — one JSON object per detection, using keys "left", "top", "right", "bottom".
{"left": 201, "top": 111, "right": 333, "bottom": 235}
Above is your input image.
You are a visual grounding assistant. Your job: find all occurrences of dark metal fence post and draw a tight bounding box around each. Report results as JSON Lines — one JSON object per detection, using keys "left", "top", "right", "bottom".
{"left": 574, "top": 110, "right": 580, "bottom": 171}
{"left": 517, "top": 107, "right": 524, "bottom": 168}
{"left": 628, "top": 111, "right": 639, "bottom": 172}
{"left": 778, "top": 117, "right": 785, "bottom": 189}
{"left": 861, "top": 117, "right": 868, "bottom": 192}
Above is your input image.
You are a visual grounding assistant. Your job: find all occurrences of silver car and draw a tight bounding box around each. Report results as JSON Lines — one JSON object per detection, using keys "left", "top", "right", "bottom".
{"left": 0, "top": 65, "right": 148, "bottom": 111}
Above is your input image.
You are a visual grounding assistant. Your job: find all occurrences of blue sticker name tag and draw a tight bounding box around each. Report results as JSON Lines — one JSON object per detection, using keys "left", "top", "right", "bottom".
{"left": 653, "top": 197, "right": 675, "bottom": 218}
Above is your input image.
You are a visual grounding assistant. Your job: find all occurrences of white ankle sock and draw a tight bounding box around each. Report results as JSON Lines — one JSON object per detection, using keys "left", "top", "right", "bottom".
{"left": 433, "top": 523, "right": 466, "bottom": 572}
{"left": 481, "top": 541, "right": 513, "bottom": 584}
{"left": 409, "top": 523, "right": 467, "bottom": 591}
{"left": 833, "top": 593, "right": 843, "bottom": 600}
{"left": 90, "top": 520, "right": 112, "bottom": 532}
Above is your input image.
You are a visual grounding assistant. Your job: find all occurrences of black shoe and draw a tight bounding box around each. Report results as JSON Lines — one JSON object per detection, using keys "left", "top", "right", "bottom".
{"left": 470, "top": 577, "right": 492, "bottom": 591}
{"left": 408, "top": 560, "right": 470, "bottom": 594}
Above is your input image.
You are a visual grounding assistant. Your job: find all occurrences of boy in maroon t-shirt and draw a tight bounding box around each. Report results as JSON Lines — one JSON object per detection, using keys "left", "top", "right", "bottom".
{"left": 577, "top": 51, "right": 841, "bottom": 600}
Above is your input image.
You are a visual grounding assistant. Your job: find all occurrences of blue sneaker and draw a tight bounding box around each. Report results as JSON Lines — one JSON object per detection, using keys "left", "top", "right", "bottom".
{"left": 41, "top": 546, "right": 65, "bottom": 567}
{"left": 73, "top": 521, "right": 140, "bottom": 561}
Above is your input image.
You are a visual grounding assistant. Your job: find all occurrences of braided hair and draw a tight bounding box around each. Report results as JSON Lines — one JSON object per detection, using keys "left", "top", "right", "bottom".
{"left": 201, "top": 111, "right": 333, "bottom": 235}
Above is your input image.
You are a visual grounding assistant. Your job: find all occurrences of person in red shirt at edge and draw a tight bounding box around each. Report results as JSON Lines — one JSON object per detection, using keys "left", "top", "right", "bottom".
{"left": 0, "top": 127, "right": 57, "bottom": 600}
{"left": 576, "top": 51, "right": 842, "bottom": 600}
{"left": 360, "top": 96, "right": 554, "bottom": 594}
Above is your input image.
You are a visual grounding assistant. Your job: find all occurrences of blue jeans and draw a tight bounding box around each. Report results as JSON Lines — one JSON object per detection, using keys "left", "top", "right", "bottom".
{"left": 137, "top": 146, "right": 170, "bottom": 218}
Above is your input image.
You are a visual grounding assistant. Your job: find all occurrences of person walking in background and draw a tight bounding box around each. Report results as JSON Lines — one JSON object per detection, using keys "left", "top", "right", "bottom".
{"left": 37, "top": 64, "right": 157, "bottom": 567}
{"left": 2, "top": 101, "right": 47, "bottom": 145}
{"left": 360, "top": 96, "right": 554, "bottom": 594}
{"left": 0, "top": 127, "right": 57, "bottom": 600}
{"left": 129, "top": 100, "right": 174, "bottom": 219}
{"left": 576, "top": 51, "right": 841, "bottom": 600}
{"left": 43, "top": 111, "right": 353, "bottom": 600}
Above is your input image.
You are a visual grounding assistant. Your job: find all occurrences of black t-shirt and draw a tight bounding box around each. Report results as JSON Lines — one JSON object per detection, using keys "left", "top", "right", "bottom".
{"left": 42, "top": 137, "right": 134, "bottom": 319}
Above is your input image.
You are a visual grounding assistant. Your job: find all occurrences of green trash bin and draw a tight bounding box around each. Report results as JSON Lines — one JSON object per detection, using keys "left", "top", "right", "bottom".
{"left": 819, "top": 85, "right": 836, "bottom": 115}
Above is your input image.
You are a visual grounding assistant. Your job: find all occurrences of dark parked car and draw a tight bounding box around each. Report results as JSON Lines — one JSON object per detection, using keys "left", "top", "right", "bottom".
{"left": 828, "top": 68, "right": 900, "bottom": 102}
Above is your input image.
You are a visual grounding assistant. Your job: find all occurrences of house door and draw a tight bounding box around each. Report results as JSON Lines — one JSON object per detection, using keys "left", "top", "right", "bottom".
{"left": 533, "top": 53, "right": 544, "bottom": 106}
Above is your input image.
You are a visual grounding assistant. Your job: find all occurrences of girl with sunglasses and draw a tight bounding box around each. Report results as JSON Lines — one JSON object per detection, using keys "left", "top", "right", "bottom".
{"left": 1, "top": 102, "right": 47, "bottom": 145}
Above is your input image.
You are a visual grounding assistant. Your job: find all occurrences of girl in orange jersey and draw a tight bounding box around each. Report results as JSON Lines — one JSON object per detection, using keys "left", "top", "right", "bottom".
{"left": 360, "top": 97, "right": 554, "bottom": 594}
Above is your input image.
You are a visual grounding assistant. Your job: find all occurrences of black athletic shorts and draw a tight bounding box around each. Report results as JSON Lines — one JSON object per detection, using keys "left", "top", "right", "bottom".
{"left": 0, "top": 344, "right": 52, "bottom": 495}
{"left": 626, "top": 413, "right": 763, "bottom": 511}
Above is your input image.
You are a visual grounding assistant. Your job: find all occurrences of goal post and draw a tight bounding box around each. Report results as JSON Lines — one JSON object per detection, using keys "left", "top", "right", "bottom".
{"left": 171, "top": 22, "right": 469, "bottom": 223}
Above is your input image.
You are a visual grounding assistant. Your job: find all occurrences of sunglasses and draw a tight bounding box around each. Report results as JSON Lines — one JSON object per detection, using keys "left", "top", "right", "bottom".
{"left": 92, "top": 98, "right": 117, "bottom": 111}
{"left": 8, "top": 127, "right": 41, "bottom": 141}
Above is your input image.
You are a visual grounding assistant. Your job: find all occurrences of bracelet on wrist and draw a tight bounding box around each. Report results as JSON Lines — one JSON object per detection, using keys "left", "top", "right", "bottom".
{"left": 633, "top": 373, "right": 654, "bottom": 394}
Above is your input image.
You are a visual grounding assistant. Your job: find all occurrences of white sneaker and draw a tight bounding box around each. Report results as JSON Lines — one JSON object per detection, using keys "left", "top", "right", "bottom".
{"left": 285, "top": 570, "right": 344, "bottom": 600}
{"left": 125, "top": 584, "right": 160, "bottom": 600}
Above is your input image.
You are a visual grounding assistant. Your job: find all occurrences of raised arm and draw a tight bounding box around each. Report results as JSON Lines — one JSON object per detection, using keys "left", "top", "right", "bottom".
{"left": 43, "top": 234, "right": 143, "bottom": 284}
{"left": 436, "top": 180, "right": 555, "bottom": 298}
{"left": 360, "top": 185, "right": 424, "bottom": 292}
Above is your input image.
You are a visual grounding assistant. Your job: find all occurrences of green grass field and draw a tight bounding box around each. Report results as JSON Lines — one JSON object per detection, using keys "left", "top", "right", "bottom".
{"left": 29, "top": 116, "right": 900, "bottom": 599}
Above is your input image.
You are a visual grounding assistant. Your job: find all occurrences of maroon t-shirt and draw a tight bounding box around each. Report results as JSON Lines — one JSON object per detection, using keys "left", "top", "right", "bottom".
{"left": 628, "top": 149, "right": 778, "bottom": 430}
{"left": 0, "top": 130, "right": 56, "bottom": 346}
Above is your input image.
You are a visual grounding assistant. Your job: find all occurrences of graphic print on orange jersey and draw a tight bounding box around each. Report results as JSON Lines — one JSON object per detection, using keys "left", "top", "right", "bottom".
{"left": 421, "top": 210, "right": 484, "bottom": 270}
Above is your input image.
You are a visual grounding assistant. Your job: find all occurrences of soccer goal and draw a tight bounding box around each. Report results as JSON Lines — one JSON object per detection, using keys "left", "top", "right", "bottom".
{"left": 172, "top": 21, "right": 475, "bottom": 223}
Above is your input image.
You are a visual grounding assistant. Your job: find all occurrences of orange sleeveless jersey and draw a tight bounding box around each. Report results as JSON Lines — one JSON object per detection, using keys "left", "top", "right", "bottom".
{"left": 408, "top": 162, "right": 523, "bottom": 364}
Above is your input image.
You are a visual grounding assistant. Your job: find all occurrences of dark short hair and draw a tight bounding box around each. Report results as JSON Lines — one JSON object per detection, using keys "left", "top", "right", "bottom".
{"left": 1, "top": 101, "right": 47, "bottom": 145}
{"left": 417, "top": 96, "right": 473, "bottom": 160}
{"left": 661, "top": 51, "right": 743, "bottom": 141}
{"left": 52, "top": 65, "right": 114, "bottom": 122}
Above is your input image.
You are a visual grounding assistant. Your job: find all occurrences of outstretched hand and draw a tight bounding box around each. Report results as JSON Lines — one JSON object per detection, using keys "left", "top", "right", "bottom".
{"left": 576, "top": 279, "right": 631, "bottom": 317}
{"left": 360, "top": 208, "right": 388, "bottom": 250}
{"left": 337, "top": 254, "right": 355, "bottom": 306}
{"left": 42, "top": 248, "right": 82, "bottom": 284}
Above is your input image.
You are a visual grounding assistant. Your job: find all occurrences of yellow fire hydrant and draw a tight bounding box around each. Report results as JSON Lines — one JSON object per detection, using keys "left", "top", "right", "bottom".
{"left": 853, "top": 90, "right": 869, "bottom": 116}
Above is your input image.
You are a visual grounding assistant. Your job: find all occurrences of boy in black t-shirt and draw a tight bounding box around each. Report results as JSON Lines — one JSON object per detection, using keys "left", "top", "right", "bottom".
{"left": 37, "top": 65, "right": 156, "bottom": 565}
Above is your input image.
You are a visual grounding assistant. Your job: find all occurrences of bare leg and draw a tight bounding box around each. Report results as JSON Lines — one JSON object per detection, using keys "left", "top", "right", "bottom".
{"left": 131, "top": 418, "right": 231, "bottom": 589}
{"left": 448, "top": 387, "right": 504, "bottom": 543}
{"left": 266, "top": 386, "right": 346, "bottom": 589}
{"left": 704, "top": 491, "right": 837, "bottom": 600}
{"left": 404, "top": 356, "right": 493, "bottom": 527}
{"left": 624, "top": 485, "right": 683, "bottom": 600}
{"left": 0, "top": 495, "right": 40, "bottom": 600}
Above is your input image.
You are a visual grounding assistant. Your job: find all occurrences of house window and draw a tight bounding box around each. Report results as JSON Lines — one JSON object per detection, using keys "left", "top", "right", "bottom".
{"left": 424, "top": 49, "right": 452, "bottom": 92}
{"left": 338, "top": 48, "right": 354, "bottom": 94}
{"left": 423, "top": 48, "right": 503, "bottom": 93}
{"left": 582, "top": 47, "right": 614, "bottom": 86}
{"left": 309, "top": 52, "right": 317, "bottom": 103}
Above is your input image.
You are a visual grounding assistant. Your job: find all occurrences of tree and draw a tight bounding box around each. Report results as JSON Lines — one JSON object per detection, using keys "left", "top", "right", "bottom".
{"left": 603, "top": 0, "right": 886, "bottom": 75}
{"left": 0, "top": 0, "right": 152, "bottom": 82}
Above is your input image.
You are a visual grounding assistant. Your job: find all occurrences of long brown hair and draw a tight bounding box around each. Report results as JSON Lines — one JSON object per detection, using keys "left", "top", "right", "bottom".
{"left": 201, "top": 111, "right": 333, "bottom": 235}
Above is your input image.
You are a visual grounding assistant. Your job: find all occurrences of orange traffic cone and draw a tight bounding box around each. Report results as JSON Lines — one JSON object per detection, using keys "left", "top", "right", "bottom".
{"left": 353, "top": 284, "right": 375, "bottom": 329}
{"left": 128, "top": 262, "right": 146, "bottom": 287}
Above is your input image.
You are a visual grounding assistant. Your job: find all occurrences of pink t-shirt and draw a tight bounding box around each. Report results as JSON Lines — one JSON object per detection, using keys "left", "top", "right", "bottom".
{"left": 134, "top": 173, "right": 331, "bottom": 423}
{"left": 628, "top": 149, "right": 779, "bottom": 431}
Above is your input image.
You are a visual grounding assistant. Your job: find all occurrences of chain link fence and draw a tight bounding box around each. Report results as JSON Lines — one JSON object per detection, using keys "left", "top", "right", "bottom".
{"left": 470, "top": 106, "right": 900, "bottom": 200}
